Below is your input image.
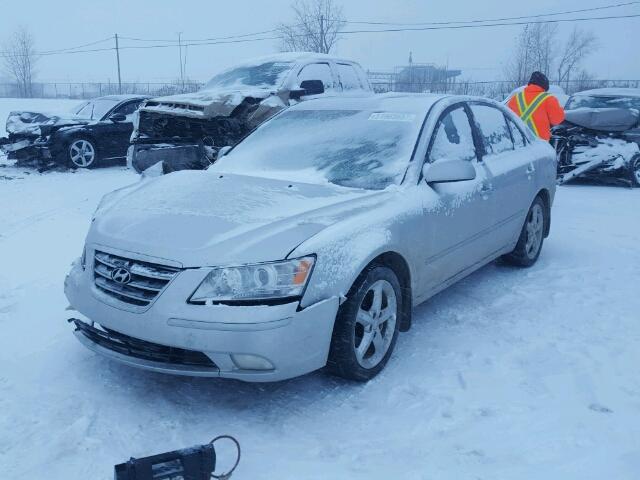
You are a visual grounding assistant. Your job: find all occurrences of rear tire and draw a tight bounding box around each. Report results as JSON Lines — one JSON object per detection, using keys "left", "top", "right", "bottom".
{"left": 326, "top": 266, "right": 402, "bottom": 381}
{"left": 67, "top": 138, "right": 98, "bottom": 169}
{"left": 502, "top": 196, "right": 547, "bottom": 267}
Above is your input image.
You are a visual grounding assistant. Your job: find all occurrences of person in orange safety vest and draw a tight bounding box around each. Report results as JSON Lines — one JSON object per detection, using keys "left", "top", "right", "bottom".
{"left": 507, "top": 71, "right": 565, "bottom": 141}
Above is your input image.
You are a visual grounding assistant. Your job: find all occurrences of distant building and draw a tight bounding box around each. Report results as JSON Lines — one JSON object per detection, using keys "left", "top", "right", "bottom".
{"left": 366, "top": 54, "right": 462, "bottom": 94}
{"left": 393, "top": 63, "right": 462, "bottom": 93}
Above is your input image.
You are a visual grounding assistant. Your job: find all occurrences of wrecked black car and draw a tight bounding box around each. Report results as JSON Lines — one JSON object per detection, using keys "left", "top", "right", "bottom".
{"left": 552, "top": 88, "right": 640, "bottom": 186}
{"left": 128, "top": 52, "right": 372, "bottom": 173}
{"left": 0, "top": 94, "right": 149, "bottom": 169}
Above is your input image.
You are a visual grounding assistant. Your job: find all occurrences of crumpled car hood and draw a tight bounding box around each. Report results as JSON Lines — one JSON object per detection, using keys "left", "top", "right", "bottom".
{"left": 90, "top": 170, "right": 386, "bottom": 267}
{"left": 564, "top": 107, "right": 640, "bottom": 132}
{"left": 6, "top": 110, "right": 89, "bottom": 136}
{"left": 142, "top": 87, "right": 277, "bottom": 118}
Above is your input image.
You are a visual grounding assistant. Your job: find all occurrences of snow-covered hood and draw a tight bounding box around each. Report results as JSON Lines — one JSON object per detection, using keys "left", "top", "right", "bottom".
{"left": 141, "top": 87, "right": 277, "bottom": 118}
{"left": 89, "top": 170, "right": 387, "bottom": 267}
{"left": 564, "top": 107, "right": 640, "bottom": 132}
{"left": 6, "top": 110, "right": 89, "bottom": 136}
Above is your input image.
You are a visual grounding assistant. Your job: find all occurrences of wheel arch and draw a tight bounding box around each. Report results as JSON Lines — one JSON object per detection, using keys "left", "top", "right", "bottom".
{"left": 536, "top": 188, "right": 552, "bottom": 238}
{"left": 356, "top": 251, "right": 413, "bottom": 332}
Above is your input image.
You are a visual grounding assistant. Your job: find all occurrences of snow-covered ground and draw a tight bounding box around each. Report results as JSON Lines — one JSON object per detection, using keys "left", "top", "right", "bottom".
{"left": 1, "top": 96, "right": 639, "bottom": 479}
{"left": 1, "top": 166, "right": 639, "bottom": 479}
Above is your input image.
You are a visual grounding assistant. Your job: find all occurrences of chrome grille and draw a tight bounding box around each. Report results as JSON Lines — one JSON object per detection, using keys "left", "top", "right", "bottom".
{"left": 93, "top": 251, "right": 180, "bottom": 307}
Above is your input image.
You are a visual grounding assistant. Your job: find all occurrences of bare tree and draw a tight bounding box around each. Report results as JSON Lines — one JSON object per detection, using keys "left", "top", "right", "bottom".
{"left": 556, "top": 27, "right": 598, "bottom": 92}
{"left": 504, "top": 23, "right": 558, "bottom": 87}
{"left": 2, "top": 27, "right": 38, "bottom": 98}
{"left": 278, "top": 0, "right": 345, "bottom": 54}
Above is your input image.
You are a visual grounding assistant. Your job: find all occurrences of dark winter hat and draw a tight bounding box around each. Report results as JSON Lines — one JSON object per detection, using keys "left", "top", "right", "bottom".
{"left": 528, "top": 71, "right": 549, "bottom": 91}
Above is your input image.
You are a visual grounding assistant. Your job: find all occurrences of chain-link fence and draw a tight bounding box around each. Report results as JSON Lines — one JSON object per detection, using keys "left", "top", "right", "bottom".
{"left": 0, "top": 78, "right": 638, "bottom": 101}
{"left": 0, "top": 81, "right": 203, "bottom": 99}
{"left": 368, "top": 78, "right": 640, "bottom": 99}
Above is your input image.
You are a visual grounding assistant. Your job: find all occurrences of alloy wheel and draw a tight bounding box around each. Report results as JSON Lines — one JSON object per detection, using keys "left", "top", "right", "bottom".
{"left": 525, "top": 203, "right": 544, "bottom": 259}
{"left": 354, "top": 279, "right": 398, "bottom": 369}
{"left": 69, "top": 140, "right": 96, "bottom": 168}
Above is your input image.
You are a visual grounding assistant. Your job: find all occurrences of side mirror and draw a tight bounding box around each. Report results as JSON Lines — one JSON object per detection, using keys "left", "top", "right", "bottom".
{"left": 423, "top": 160, "right": 476, "bottom": 184}
{"left": 290, "top": 80, "right": 325, "bottom": 99}
{"left": 109, "top": 113, "right": 127, "bottom": 122}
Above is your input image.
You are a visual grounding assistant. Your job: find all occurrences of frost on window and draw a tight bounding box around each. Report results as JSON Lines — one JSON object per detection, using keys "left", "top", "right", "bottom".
{"left": 205, "top": 61, "right": 294, "bottom": 90}
{"left": 506, "top": 117, "right": 527, "bottom": 149}
{"left": 430, "top": 107, "right": 477, "bottom": 163}
{"left": 297, "top": 63, "right": 335, "bottom": 91}
{"left": 213, "top": 109, "right": 423, "bottom": 190}
{"left": 74, "top": 99, "right": 120, "bottom": 120}
{"left": 337, "top": 63, "right": 362, "bottom": 91}
{"left": 471, "top": 105, "right": 514, "bottom": 156}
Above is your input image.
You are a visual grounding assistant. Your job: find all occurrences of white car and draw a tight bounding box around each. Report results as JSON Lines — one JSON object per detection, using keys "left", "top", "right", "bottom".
{"left": 65, "top": 93, "right": 557, "bottom": 382}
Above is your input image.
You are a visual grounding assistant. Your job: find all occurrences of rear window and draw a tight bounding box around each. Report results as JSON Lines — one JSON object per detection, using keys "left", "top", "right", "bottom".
{"left": 337, "top": 63, "right": 363, "bottom": 91}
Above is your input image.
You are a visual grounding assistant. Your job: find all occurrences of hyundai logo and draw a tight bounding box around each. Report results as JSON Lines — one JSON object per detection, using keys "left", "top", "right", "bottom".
{"left": 111, "top": 267, "right": 132, "bottom": 285}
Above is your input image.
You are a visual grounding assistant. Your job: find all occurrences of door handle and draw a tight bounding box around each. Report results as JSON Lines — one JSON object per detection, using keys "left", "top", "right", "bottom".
{"left": 526, "top": 164, "right": 536, "bottom": 174}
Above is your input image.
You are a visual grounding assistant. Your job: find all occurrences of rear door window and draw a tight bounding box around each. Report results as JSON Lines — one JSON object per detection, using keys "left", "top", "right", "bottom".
{"left": 337, "top": 63, "right": 363, "bottom": 91}
{"left": 297, "top": 63, "right": 335, "bottom": 91}
{"left": 506, "top": 117, "right": 528, "bottom": 148}
{"left": 470, "top": 105, "right": 514, "bottom": 155}
{"left": 429, "top": 106, "right": 478, "bottom": 163}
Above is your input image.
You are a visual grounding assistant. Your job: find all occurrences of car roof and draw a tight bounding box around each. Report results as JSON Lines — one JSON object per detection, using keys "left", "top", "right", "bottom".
{"left": 230, "top": 52, "right": 363, "bottom": 67}
{"left": 95, "top": 94, "right": 151, "bottom": 102}
{"left": 572, "top": 88, "right": 640, "bottom": 98}
{"left": 289, "top": 92, "right": 451, "bottom": 114}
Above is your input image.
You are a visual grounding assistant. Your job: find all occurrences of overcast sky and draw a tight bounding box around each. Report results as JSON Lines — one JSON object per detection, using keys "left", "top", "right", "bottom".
{"left": 3, "top": 0, "right": 639, "bottom": 84}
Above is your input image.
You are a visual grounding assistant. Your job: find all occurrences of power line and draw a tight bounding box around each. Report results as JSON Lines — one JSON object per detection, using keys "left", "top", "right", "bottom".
{"left": 37, "top": 37, "right": 114, "bottom": 55}
{"left": 346, "top": 1, "right": 640, "bottom": 26}
{"left": 1, "top": 12, "right": 638, "bottom": 59}
{"left": 337, "top": 13, "right": 640, "bottom": 34}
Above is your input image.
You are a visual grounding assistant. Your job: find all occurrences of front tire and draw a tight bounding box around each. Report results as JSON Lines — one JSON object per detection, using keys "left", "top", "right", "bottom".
{"left": 326, "top": 266, "right": 402, "bottom": 381}
{"left": 67, "top": 138, "right": 98, "bottom": 168}
{"left": 503, "top": 196, "right": 547, "bottom": 267}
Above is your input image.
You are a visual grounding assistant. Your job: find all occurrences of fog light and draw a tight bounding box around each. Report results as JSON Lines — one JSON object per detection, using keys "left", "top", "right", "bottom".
{"left": 231, "top": 354, "right": 274, "bottom": 371}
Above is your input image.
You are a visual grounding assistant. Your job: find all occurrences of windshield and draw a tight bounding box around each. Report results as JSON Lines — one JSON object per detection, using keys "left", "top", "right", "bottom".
{"left": 211, "top": 109, "right": 424, "bottom": 190}
{"left": 566, "top": 95, "right": 640, "bottom": 111}
{"left": 73, "top": 99, "right": 119, "bottom": 120}
{"left": 204, "top": 61, "right": 294, "bottom": 90}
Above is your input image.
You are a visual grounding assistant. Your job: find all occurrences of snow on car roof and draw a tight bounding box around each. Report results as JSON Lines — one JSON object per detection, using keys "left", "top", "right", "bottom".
{"left": 231, "top": 51, "right": 361, "bottom": 67}
{"left": 96, "top": 94, "right": 151, "bottom": 101}
{"left": 572, "top": 88, "right": 640, "bottom": 98}
{"left": 290, "top": 92, "right": 448, "bottom": 115}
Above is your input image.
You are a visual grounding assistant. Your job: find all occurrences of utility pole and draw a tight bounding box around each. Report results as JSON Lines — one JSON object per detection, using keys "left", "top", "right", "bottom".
{"left": 114, "top": 33, "right": 122, "bottom": 94}
{"left": 178, "top": 32, "right": 184, "bottom": 92}
{"left": 320, "top": 15, "right": 325, "bottom": 54}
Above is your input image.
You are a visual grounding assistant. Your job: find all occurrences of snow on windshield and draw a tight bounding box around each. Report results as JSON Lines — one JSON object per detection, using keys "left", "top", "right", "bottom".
{"left": 212, "top": 109, "right": 423, "bottom": 190}
{"left": 204, "top": 61, "right": 294, "bottom": 90}
{"left": 74, "top": 99, "right": 119, "bottom": 120}
{"left": 566, "top": 95, "right": 640, "bottom": 111}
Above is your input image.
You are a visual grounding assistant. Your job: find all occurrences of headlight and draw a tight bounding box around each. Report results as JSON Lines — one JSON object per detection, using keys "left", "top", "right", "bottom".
{"left": 189, "top": 256, "right": 315, "bottom": 304}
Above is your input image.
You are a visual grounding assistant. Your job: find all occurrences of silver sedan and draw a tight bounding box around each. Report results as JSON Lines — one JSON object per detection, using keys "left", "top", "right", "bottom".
{"left": 65, "top": 93, "right": 557, "bottom": 382}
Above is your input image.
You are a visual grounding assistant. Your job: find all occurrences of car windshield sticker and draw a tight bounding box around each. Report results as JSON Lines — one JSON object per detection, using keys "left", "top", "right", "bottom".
{"left": 368, "top": 112, "right": 417, "bottom": 122}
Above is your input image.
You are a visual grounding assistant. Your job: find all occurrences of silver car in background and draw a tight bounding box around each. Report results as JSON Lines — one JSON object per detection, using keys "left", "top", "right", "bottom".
{"left": 65, "top": 93, "right": 557, "bottom": 382}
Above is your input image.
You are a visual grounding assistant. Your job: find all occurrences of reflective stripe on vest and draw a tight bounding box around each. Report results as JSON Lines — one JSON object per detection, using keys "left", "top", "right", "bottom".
{"left": 515, "top": 91, "right": 549, "bottom": 137}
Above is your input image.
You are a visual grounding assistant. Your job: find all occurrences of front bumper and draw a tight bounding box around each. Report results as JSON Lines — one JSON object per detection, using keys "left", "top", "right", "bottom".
{"left": 64, "top": 249, "right": 340, "bottom": 382}
{"left": 127, "top": 142, "right": 210, "bottom": 174}
{"left": 0, "top": 136, "right": 53, "bottom": 160}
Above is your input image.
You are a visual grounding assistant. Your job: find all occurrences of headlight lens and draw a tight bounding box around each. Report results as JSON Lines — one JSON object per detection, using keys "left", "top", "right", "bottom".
{"left": 189, "top": 256, "right": 315, "bottom": 304}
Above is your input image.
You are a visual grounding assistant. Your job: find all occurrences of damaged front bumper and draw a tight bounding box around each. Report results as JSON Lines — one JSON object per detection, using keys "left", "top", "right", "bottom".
{"left": 127, "top": 142, "right": 215, "bottom": 174}
{"left": 0, "top": 135, "right": 54, "bottom": 161}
